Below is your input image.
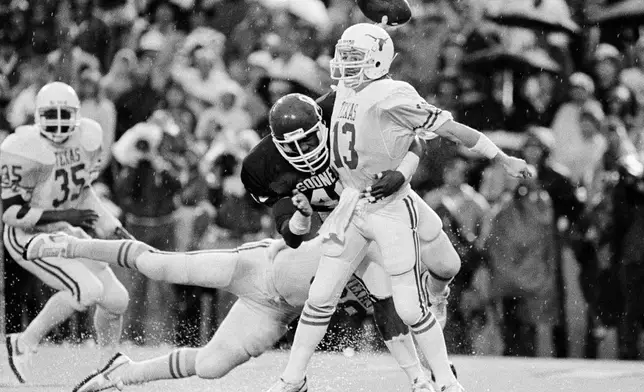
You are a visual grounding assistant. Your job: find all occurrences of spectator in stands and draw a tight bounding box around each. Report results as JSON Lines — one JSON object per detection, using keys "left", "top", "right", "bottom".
{"left": 47, "top": 25, "right": 101, "bottom": 88}
{"left": 78, "top": 68, "right": 116, "bottom": 172}
{"left": 620, "top": 37, "right": 644, "bottom": 110}
{"left": 161, "top": 80, "right": 197, "bottom": 137}
{"left": 424, "top": 154, "right": 490, "bottom": 245}
{"left": 7, "top": 60, "right": 54, "bottom": 129}
{"left": 0, "top": 37, "right": 19, "bottom": 85}
{"left": 487, "top": 172, "right": 558, "bottom": 357}
{"left": 172, "top": 28, "right": 243, "bottom": 118}
{"left": 507, "top": 69, "right": 561, "bottom": 132}
{"left": 114, "top": 40, "right": 162, "bottom": 140}
{"left": 75, "top": 0, "right": 113, "bottom": 72}
{"left": 592, "top": 44, "right": 638, "bottom": 121}
{"left": 100, "top": 48, "right": 136, "bottom": 102}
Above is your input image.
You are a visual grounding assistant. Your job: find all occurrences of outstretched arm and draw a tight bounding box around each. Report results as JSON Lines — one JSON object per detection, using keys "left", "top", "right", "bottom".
{"left": 433, "top": 120, "right": 532, "bottom": 178}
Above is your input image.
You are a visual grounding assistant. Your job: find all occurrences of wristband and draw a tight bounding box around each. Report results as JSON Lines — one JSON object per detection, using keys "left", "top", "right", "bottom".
{"left": 288, "top": 210, "right": 311, "bottom": 235}
{"left": 470, "top": 134, "right": 501, "bottom": 159}
{"left": 397, "top": 152, "right": 420, "bottom": 181}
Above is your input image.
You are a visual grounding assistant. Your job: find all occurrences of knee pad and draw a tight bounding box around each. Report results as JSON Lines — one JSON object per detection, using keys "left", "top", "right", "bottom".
{"left": 306, "top": 285, "right": 340, "bottom": 313}
{"left": 421, "top": 231, "right": 461, "bottom": 280}
{"left": 195, "top": 339, "right": 250, "bottom": 379}
{"left": 372, "top": 297, "right": 409, "bottom": 341}
{"left": 78, "top": 279, "right": 105, "bottom": 309}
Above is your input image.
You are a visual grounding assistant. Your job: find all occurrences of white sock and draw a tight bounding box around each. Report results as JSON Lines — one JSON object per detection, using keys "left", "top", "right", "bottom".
{"left": 94, "top": 306, "right": 123, "bottom": 360}
{"left": 121, "top": 348, "right": 198, "bottom": 385}
{"left": 21, "top": 291, "right": 78, "bottom": 349}
{"left": 411, "top": 313, "right": 456, "bottom": 388}
{"left": 281, "top": 302, "right": 334, "bottom": 383}
{"left": 384, "top": 333, "right": 424, "bottom": 383}
{"left": 69, "top": 239, "right": 152, "bottom": 270}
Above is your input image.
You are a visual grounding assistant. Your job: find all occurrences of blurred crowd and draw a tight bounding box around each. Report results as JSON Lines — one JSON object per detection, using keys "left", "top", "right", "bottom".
{"left": 2, "top": 0, "right": 644, "bottom": 360}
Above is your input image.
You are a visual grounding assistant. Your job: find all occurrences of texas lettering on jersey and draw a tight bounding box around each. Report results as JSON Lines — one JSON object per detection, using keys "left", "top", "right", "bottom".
{"left": 0, "top": 118, "right": 103, "bottom": 210}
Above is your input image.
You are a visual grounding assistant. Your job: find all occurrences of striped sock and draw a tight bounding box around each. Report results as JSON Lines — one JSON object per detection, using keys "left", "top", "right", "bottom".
{"left": 411, "top": 313, "right": 456, "bottom": 389}
{"left": 120, "top": 348, "right": 198, "bottom": 385}
{"left": 281, "top": 302, "right": 335, "bottom": 383}
{"left": 69, "top": 239, "right": 152, "bottom": 270}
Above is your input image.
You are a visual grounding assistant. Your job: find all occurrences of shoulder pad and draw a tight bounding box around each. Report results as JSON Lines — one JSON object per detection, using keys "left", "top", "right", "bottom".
{"left": 78, "top": 118, "right": 103, "bottom": 152}
{"left": 0, "top": 126, "right": 55, "bottom": 166}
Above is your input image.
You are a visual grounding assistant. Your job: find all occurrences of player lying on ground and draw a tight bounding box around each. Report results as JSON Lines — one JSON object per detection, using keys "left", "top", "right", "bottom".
{"left": 24, "top": 233, "right": 451, "bottom": 392}
{"left": 0, "top": 82, "right": 129, "bottom": 385}
{"left": 267, "top": 22, "right": 532, "bottom": 392}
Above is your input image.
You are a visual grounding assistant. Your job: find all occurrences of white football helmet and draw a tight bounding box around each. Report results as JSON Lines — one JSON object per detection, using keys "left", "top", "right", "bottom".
{"left": 330, "top": 23, "right": 395, "bottom": 89}
{"left": 35, "top": 82, "right": 81, "bottom": 143}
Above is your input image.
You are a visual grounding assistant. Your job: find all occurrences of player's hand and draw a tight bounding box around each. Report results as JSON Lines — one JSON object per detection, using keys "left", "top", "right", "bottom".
{"left": 362, "top": 170, "right": 405, "bottom": 203}
{"left": 59, "top": 209, "right": 99, "bottom": 229}
{"left": 496, "top": 154, "right": 534, "bottom": 179}
{"left": 292, "top": 190, "right": 313, "bottom": 217}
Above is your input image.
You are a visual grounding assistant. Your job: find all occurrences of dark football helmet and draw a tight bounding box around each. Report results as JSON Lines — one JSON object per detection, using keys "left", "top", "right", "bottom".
{"left": 269, "top": 93, "right": 328, "bottom": 174}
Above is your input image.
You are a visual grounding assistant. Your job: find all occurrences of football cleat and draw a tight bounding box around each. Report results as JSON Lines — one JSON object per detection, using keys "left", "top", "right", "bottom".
{"left": 441, "top": 381, "right": 465, "bottom": 392}
{"left": 265, "top": 377, "right": 308, "bottom": 392}
{"left": 23, "top": 233, "right": 71, "bottom": 260}
{"left": 5, "top": 334, "right": 32, "bottom": 384}
{"left": 427, "top": 287, "right": 450, "bottom": 329}
{"left": 412, "top": 376, "right": 436, "bottom": 392}
{"left": 73, "top": 353, "right": 131, "bottom": 392}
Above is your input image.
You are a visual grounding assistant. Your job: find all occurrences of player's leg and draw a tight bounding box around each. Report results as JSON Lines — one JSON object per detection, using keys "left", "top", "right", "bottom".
{"left": 368, "top": 196, "right": 458, "bottom": 391}
{"left": 91, "top": 265, "right": 129, "bottom": 360}
{"left": 354, "top": 249, "right": 428, "bottom": 387}
{"left": 411, "top": 191, "right": 461, "bottom": 326}
{"left": 73, "top": 299, "right": 293, "bottom": 392}
{"left": 277, "top": 222, "right": 370, "bottom": 388}
{"left": 418, "top": 231, "right": 461, "bottom": 328}
{"left": 3, "top": 227, "right": 107, "bottom": 382}
{"left": 24, "top": 234, "right": 270, "bottom": 291}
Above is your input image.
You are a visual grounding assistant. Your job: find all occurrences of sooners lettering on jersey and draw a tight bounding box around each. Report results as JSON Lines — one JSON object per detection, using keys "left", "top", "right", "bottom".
{"left": 241, "top": 136, "right": 343, "bottom": 213}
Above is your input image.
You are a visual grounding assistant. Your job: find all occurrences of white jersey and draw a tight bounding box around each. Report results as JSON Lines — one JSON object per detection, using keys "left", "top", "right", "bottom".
{"left": 1, "top": 119, "right": 103, "bottom": 211}
{"left": 329, "top": 79, "right": 453, "bottom": 195}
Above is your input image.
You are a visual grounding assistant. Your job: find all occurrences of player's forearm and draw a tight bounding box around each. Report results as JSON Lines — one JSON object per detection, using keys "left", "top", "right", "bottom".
{"left": 279, "top": 220, "right": 306, "bottom": 249}
{"left": 2, "top": 204, "right": 67, "bottom": 228}
{"left": 435, "top": 120, "right": 504, "bottom": 160}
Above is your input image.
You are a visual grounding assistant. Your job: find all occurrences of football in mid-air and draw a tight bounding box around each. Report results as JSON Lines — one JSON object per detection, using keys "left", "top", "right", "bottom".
{"left": 356, "top": 0, "right": 413, "bottom": 26}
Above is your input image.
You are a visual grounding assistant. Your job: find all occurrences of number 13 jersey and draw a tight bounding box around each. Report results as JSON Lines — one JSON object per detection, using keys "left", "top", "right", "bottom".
{"left": 329, "top": 79, "right": 453, "bottom": 196}
{"left": 1, "top": 118, "right": 103, "bottom": 212}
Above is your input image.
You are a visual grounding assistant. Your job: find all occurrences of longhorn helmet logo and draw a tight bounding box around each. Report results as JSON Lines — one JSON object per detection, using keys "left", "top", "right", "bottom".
{"left": 365, "top": 34, "right": 388, "bottom": 51}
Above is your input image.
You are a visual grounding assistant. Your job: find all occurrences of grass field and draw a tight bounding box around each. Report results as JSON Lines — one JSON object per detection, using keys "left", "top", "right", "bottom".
{"left": 1, "top": 345, "right": 643, "bottom": 392}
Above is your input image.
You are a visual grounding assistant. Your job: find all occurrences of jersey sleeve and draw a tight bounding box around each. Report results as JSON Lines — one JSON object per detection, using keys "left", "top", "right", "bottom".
{"left": 0, "top": 134, "right": 53, "bottom": 205}
{"left": 378, "top": 83, "right": 453, "bottom": 140}
{"left": 240, "top": 149, "right": 281, "bottom": 207}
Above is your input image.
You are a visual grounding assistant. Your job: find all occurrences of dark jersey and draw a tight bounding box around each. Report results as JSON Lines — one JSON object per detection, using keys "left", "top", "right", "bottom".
{"left": 240, "top": 90, "right": 340, "bottom": 242}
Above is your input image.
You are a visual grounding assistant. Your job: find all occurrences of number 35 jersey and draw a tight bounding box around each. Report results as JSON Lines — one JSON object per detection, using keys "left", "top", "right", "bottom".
{"left": 330, "top": 79, "right": 453, "bottom": 194}
{"left": 0, "top": 118, "right": 103, "bottom": 211}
